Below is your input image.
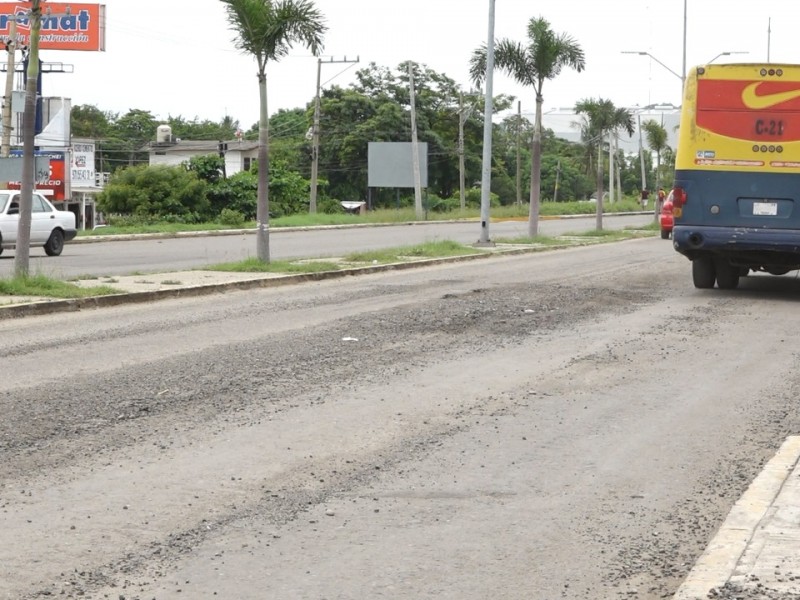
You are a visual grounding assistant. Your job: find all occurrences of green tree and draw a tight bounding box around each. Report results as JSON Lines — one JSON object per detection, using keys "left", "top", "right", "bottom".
{"left": 221, "top": 0, "right": 327, "bottom": 262}
{"left": 269, "top": 107, "right": 309, "bottom": 170}
{"left": 642, "top": 119, "right": 669, "bottom": 195}
{"left": 313, "top": 63, "right": 511, "bottom": 208}
{"left": 166, "top": 115, "right": 239, "bottom": 141}
{"left": 187, "top": 154, "right": 226, "bottom": 184}
{"left": 470, "top": 16, "right": 585, "bottom": 237}
{"left": 574, "top": 98, "right": 634, "bottom": 229}
{"left": 98, "top": 164, "right": 210, "bottom": 222}
{"left": 208, "top": 169, "right": 258, "bottom": 218}
{"left": 114, "top": 109, "right": 159, "bottom": 167}
{"left": 71, "top": 104, "right": 113, "bottom": 139}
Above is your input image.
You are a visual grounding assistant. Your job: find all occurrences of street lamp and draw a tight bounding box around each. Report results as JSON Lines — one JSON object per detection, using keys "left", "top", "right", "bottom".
{"left": 622, "top": 51, "right": 684, "bottom": 86}
{"left": 707, "top": 51, "right": 749, "bottom": 63}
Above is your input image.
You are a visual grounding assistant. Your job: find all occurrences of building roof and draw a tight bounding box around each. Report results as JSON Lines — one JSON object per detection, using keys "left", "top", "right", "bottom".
{"left": 146, "top": 139, "right": 260, "bottom": 153}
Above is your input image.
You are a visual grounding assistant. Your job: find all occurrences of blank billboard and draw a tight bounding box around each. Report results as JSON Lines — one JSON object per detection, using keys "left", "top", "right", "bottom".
{"left": 368, "top": 142, "right": 428, "bottom": 188}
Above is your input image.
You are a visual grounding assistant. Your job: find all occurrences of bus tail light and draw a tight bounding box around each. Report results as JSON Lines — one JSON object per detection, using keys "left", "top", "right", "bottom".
{"left": 671, "top": 186, "right": 687, "bottom": 207}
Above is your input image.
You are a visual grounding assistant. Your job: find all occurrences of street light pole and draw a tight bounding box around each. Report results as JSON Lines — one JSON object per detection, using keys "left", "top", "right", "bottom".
{"left": 622, "top": 51, "right": 683, "bottom": 83}
{"left": 707, "top": 51, "right": 749, "bottom": 63}
{"left": 477, "top": 0, "right": 495, "bottom": 246}
{"left": 682, "top": 0, "right": 687, "bottom": 91}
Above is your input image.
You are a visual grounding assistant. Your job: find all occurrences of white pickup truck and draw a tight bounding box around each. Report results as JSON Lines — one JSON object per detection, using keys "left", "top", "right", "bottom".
{"left": 0, "top": 191, "right": 77, "bottom": 256}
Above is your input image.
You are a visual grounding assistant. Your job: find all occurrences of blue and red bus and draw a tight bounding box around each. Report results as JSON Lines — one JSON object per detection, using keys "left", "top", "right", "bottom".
{"left": 671, "top": 63, "right": 800, "bottom": 288}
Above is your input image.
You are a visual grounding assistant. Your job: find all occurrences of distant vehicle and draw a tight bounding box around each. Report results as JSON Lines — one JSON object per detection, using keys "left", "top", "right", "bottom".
{"left": 671, "top": 63, "right": 800, "bottom": 289}
{"left": 660, "top": 195, "right": 674, "bottom": 239}
{"left": 0, "top": 191, "right": 77, "bottom": 256}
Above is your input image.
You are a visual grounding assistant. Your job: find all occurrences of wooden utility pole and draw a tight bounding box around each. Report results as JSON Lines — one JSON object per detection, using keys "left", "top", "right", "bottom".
{"left": 1, "top": 18, "right": 16, "bottom": 158}
{"left": 309, "top": 56, "right": 358, "bottom": 214}
{"left": 408, "top": 63, "right": 423, "bottom": 220}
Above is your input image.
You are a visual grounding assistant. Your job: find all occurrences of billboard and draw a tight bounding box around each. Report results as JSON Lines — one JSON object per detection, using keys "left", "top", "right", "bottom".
{"left": 368, "top": 142, "right": 428, "bottom": 188}
{"left": 70, "top": 141, "right": 95, "bottom": 188}
{"left": 8, "top": 150, "right": 67, "bottom": 200}
{"left": 0, "top": 3, "right": 105, "bottom": 51}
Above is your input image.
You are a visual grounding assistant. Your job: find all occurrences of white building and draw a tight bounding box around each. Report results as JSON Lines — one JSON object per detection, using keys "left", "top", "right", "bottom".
{"left": 538, "top": 104, "right": 681, "bottom": 154}
{"left": 147, "top": 125, "right": 259, "bottom": 175}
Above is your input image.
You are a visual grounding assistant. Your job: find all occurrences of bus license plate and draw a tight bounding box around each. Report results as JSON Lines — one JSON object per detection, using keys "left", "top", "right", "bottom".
{"left": 753, "top": 202, "right": 778, "bottom": 216}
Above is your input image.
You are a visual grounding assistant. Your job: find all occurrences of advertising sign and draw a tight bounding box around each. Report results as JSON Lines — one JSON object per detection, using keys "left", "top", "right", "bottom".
{"left": 0, "top": 3, "right": 106, "bottom": 52}
{"left": 8, "top": 150, "right": 67, "bottom": 200}
{"left": 70, "top": 141, "right": 95, "bottom": 188}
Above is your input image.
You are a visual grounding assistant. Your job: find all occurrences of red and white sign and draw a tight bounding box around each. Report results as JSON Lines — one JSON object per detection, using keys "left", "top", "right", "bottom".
{"left": 0, "top": 3, "right": 106, "bottom": 52}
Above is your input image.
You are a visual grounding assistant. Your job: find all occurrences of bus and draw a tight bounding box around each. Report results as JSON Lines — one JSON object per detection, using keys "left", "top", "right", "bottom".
{"left": 671, "top": 63, "right": 800, "bottom": 289}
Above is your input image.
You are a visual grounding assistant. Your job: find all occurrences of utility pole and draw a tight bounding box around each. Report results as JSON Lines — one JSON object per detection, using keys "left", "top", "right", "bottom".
{"left": 309, "top": 55, "right": 358, "bottom": 214}
{"left": 638, "top": 113, "right": 647, "bottom": 198}
{"left": 516, "top": 101, "right": 522, "bottom": 206}
{"left": 553, "top": 159, "right": 560, "bottom": 203}
{"left": 408, "top": 62, "right": 423, "bottom": 220}
{"left": 457, "top": 92, "right": 477, "bottom": 212}
{"left": 15, "top": 0, "right": 41, "bottom": 277}
{"left": 2, "top": 18, "right": 16, "bottom": 158}
{"left": 608, "top": 130, "right": 615, "bottom": 204}
{"left": 477, "top": 0, "right": 496, "bottom": 246}
{"left": 458, "top": 93, "right": 466, "bottom": 211}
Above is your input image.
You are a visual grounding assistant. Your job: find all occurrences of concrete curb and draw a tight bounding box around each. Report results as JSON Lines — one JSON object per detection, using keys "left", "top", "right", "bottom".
{"left": 71, "top": 212, "right": 652, "bottom": 244}
{"left": 0, "top": 244, "right": 576, "bottom": 320}
{"left": 673, "top": 436, "right": 800, "bottom": 599}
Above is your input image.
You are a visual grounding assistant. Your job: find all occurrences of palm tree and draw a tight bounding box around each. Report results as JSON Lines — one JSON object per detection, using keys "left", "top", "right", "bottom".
{"left": 469, "top": 16, "right": 584, "bottom": 237}
{"left": 642, "top": 119, "right": 668, "bottom": 218}
{"left": 574, "top": 99, "right": 634, "bottom": 230}
{"left": 221, "top": 0, "right": 326, "bottom": 262}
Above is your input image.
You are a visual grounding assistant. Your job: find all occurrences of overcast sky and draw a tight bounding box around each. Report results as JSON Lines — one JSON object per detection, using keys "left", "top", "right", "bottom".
{"left": 36, "top": 0, "right": 788, "bottom": 130}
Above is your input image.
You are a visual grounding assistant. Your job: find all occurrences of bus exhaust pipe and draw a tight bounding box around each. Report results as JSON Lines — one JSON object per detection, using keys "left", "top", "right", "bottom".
{"left": 688, "top": 233, "right": 704, "bottom": 248}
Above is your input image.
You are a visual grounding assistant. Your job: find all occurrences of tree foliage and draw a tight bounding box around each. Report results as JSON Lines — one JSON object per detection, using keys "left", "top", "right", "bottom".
{"left": 470, "top": 16, "right": 585, "bottom": 236}
{"left": 222, "top": 0, "right": 327, "bottom": 262}
{"left": 97, "top": 164, "right": 210, "bottom": 222}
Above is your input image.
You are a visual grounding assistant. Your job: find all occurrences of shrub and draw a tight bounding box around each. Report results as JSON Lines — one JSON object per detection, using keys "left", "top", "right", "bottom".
{"left": 218, "top": 208, "right": 246, "bottom": 227}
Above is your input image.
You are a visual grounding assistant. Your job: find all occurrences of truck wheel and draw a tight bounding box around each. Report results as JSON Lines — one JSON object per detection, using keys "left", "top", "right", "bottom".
{"left": 661, "top": 229, "right": 670, "bottom": 239}
{"left": 715, "top": 259, "right": 740, "bottom": 289}
{"left": 692, "top": 256, "right": 716, "bottom": 288}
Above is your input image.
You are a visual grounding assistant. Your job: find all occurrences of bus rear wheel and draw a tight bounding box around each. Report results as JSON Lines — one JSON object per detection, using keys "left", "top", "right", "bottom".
{"left": 692, "top": 256, "right": 716, "bottom": 288}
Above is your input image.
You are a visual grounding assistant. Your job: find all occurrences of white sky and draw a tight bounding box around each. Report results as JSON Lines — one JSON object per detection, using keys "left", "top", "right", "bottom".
{"left": 36, "top": 0, "right": 788, "bottom": 130}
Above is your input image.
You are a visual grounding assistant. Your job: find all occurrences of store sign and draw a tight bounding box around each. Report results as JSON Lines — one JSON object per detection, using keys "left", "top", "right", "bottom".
{"left": 8, "top": 150, "right": 67, "bottom": 201}
{"left": 0, "top": 3, "right": 106, "bottom": 52}
{"left": 71, "top": 142, "right": 95, "bottom": 188}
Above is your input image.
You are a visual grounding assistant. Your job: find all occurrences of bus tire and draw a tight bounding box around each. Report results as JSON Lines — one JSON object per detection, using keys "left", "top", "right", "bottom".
{"left": 715, "top": 259, "right": 740, "bottom": 289}
{"left": 692, "top": 256, "right": 716, "bottom": 289}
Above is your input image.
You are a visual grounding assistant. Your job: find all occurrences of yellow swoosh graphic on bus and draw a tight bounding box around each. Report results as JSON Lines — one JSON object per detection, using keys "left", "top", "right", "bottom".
{"left": 742, "top": 82, "right": 800, "bottom": 109}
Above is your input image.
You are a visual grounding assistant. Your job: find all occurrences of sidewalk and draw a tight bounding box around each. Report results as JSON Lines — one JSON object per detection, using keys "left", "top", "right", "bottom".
{"left": 673, "top": 436, "right": 800, "bottom": 599}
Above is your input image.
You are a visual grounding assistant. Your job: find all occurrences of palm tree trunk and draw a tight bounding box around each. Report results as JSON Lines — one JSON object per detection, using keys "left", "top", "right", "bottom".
{"left": 527, "top": 95, "right": 543, "bottom": 238}
{"left": 255, "top": 72, "right": 270, "bottom": 263}
{"left": 654, "top": 151, "right": 662, "bottom": 222}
